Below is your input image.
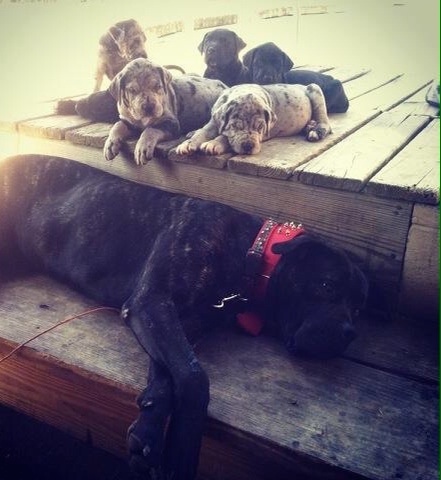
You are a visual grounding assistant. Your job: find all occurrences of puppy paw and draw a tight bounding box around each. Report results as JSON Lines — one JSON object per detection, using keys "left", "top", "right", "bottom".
{"left": 200, "top": 140, "right": 224, "bottom": 155}
{"left": 103, "top": 136, "right": 121, "bottom": 161}
{"left": 175, "top": 139, "right": 197, "bottom": 155}
{"left": 305, "top": 120, "right": 331, "bottom": 142}
{"left": 134, "top": 138, "right": 155, "bottom": 165}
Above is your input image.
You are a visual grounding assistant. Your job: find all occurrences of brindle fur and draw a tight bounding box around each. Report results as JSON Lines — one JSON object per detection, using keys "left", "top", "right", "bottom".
{"left": 1, "top": 154, "right": 368, "bottom": 480}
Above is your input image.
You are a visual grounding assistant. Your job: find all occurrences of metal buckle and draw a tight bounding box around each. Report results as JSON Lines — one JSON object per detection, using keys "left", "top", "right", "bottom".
{"left": 212, "top": 293, "right": 248, "bottom": 309}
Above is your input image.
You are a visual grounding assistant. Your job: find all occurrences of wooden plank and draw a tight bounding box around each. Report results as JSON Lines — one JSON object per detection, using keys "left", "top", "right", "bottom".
{"left": 366, "top": 118, "right": 440, "bottom": 204}
{"left": 12, "top": 134, "right": 412, "bottom": 293}
{"left": 323, "top": 66, "right": 370, "bottom": 83}
{"left": 399, "top": 204, "right": 439, "bottom": 321}
{"left": 345, "top": 313, "right": 439, "bottom": 383}
{"left": 396, "top": 87, "right": 440, "bottom": 117}
{"left": 343, "top": 70, "right": 403, "bottom": 101}
{"left": 226, "top": 107, "right": 380, "bottom": 179}
{"left": 202, "top": 330, "right": 438, "bottom": 480}
{"left": 294, "top": 107, "right": 431, "bottom": 192}
{"left": 352, "top": 73, "right": 433, "bottom": 112}
{"left": 0, "top": 277, "right": 438, "bottom": 480}
{"left": 65, "top": 122, "right": 112, "bottom": 148}
{"left": 293, "top": 64, "right": 334, "bottom": 73}
{"left": 18, "top": 115, "right": 93, "bottom": 140}
{"left": 0, "top": 102, "right": 56, "bottom": 133}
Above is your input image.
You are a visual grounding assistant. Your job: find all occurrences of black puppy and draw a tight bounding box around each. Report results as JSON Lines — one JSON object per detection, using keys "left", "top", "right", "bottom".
{"left": 243, "top": 42, "right": 350, "bottom": 113}
{"left": 198, "top": 28, "right": 250, "bottom": 86}
{"left": 1, "top": 155, "right": 368, "bottom": 480}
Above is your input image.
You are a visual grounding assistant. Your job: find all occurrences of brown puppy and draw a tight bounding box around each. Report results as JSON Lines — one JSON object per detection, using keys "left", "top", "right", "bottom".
{"left": 94, "top": 19, "right": 148, "bottom": 92}
{"left": 176, "top": 83, "right": 331, "bottom": 156}
{"left": 104, "top": 58, "right": 226, "bottom": 164}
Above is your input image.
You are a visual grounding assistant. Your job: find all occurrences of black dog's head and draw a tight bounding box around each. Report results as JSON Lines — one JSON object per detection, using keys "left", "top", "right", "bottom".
{"left": 242, "top": 42, "right": 294, "bottom": 84}
{"left": 267, "top": 235, "right": 368, "bottom": 359}
{"left": 198, "top": 28, "right": 246, "bottom": 71}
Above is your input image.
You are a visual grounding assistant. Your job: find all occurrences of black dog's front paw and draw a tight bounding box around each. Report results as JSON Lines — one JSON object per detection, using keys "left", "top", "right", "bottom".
{"left": 127, "top": 407, "right": 168, "bottom": 475}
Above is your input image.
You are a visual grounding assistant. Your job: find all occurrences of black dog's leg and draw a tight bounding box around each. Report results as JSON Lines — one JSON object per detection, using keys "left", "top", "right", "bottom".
{"left": 75, "top": 90, "right": 119, "bottom": 123}
{"left": 125, "top": 293, "right": 209, "bottom": 480}
{"left": 128, "top": 361, "right": 173, "bottom": 477}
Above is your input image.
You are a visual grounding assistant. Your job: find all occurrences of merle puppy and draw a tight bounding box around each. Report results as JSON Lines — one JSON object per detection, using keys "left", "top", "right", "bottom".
{"left": 198, "top": 28, "right": 250, "bottom": 86}
{"left": 1, "top": 155, "right": 368, "bottom": 480}
{"left": 243, "top": 42, "right": 350, "bottom": 113}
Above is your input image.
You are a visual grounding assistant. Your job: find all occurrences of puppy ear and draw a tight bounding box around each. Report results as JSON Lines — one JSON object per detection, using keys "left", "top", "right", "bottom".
{"left": 108, "top": 71, "right": 128, "bottom": 107}
{"left": 109, "top": 26, "right": 125, "bottom": 47}
{"left": 350, "top": 264, "right": 369, "bottom": 310}
{"left": 158, "top": 66, "right": 173, "bottom": 87}
{"left": 263, "top": 107, "right": 277, "bottom": 135}
{"left": 282, "top": 51, "right": 294, "bottom": 72}
{"left": 198, "top": 33, "right": 208, "bottom": 53}
{"left": 242, "top": 48, "right": 255, "bottom": 69}
{"left": 214, "top": 99, "right": 235, "bottom": 133}
{"left": 234, "top": 33, "right": 247, "bottom": 53}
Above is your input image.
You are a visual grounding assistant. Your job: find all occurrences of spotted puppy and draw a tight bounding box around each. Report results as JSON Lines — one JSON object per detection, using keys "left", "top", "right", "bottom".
{"left": 243, "top": 42, "right": 349, "bottom": 113}
{"left": 176, "top": 83, "right": 331, "bottom": 156}
{"left": 199, "top": 28, "right": 250, "bottom": 86}
{"left": 94, "top": 18, "right": 148, "bottom": 93}
{"left": 100, "top": 58, "right": 226, "bottom": 164}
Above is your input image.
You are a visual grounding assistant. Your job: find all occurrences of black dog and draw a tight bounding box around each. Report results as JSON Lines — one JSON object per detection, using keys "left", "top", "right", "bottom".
{"left": 243, "top": 42, "right": 350, "bottom": 113}
{"left": 198, "top": 28, "right": 250, "bottom": 86}
{"left": 1, "top": 155, "right": 368, "bottom": 480}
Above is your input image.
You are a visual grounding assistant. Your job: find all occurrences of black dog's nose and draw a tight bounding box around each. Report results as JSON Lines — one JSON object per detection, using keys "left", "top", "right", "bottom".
{"left": 342, "top": 323, "right": 356, "bottom": 343}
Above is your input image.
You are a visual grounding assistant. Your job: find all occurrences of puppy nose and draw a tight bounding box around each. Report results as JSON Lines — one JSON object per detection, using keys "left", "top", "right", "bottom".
{"left": 241, "top": 140, "right": 255, "bottom": 154}
{"left": 142, "top": 102, "right": 155, "bottom": 115}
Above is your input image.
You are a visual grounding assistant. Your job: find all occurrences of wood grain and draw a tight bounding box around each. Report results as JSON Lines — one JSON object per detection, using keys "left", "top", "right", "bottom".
{"left": 366, "top": 118, "right": 440, "bottom": 204}
{"left": 294, "top": 106, "right": 431, "bottom": 192}
{"left": 0, "top": 277, "right": 438, "bottom": 480}
{"left": 18, "top": 115, "right": 93, "bottom": 140}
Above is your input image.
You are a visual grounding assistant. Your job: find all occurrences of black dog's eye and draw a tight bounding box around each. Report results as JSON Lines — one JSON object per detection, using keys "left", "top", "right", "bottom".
{"left": 313, "top": 279, "right": 337, "bottom": 300}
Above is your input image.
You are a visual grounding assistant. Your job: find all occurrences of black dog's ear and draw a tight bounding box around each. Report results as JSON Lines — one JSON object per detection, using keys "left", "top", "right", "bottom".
{"left": 350, "top": 264, "right": 369, "bottom": 310}
{"left": 198, "top": 33, "right": 208, "bottom": 53}
{"left": 281, "top": 50, "right": 294, "bottom": 72}
{"left": 242, "top": 48, "right": 255, "bottom": 70}
{"left": 234, "top": 33, "right": 247, "bottom": 53}
{"left": 272, "top": 233, "right": 320, "bottom": 255}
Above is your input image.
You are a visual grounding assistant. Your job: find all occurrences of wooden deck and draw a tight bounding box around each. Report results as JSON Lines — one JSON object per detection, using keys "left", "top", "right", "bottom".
{"left": 0, "top": 66, "right": 439, "bottom": 480}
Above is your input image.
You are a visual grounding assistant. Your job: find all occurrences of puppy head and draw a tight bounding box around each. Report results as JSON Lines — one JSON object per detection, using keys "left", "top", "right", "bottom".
{"left": 198, "top": 28, "right": 246, "bottom": 69}
{"left": 108, "top": 19, "right": 147, "bottom": 61}
{"left": 321, "top": 79, "right": 349, "bottom": 113}
{"left": 109, "top": 58, "right": 172, "bottom": 127}
{"left": 268, "top": 235, "right": 368, "bottom": 359}
{"left": 214, "top": 86, "right": 276, "bottom": 155}
{"left": 243, "top": 42, "right": 294, "bottom": 84}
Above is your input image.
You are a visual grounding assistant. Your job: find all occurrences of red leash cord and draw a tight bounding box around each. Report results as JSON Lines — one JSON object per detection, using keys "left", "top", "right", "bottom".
{"left": 0, "top": 306, "right": 120, "bottom": 364}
